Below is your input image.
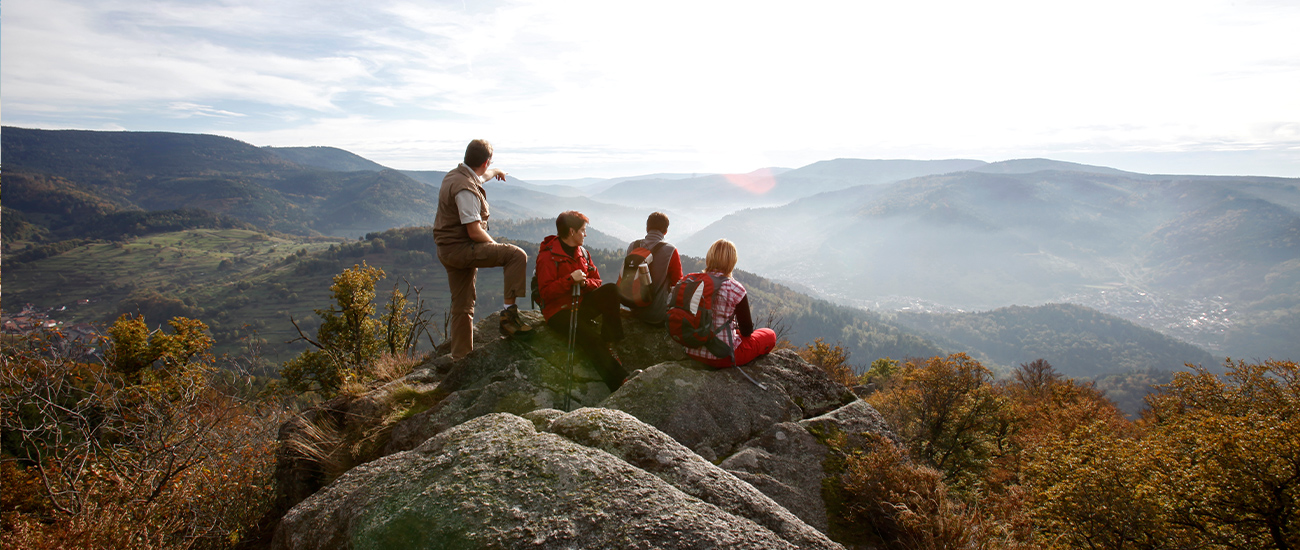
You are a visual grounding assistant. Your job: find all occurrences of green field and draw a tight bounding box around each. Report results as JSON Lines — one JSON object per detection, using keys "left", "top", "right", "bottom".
{"left": 2, "top": 228, "right": 501, "bottom": 367}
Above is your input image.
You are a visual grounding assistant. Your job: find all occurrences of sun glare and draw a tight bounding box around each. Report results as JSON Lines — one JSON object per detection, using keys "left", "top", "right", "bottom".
{"left": 724, "top": 168, "right": 779, "bottom": 195}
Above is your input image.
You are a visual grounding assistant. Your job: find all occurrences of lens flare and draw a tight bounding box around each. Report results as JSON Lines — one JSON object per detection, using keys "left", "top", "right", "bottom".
{"left": 723, "top": 168, "right": 778, "bottom": 195}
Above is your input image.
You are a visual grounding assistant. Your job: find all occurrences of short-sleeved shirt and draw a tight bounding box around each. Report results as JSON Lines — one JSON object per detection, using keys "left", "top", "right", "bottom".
{"left": 454, "top": 190, "right": 482, "bottom": 224}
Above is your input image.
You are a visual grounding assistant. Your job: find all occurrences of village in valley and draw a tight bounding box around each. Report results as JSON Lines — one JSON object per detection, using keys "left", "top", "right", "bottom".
{"left": 1, "top": 300, "right": 101, "bottom": 342}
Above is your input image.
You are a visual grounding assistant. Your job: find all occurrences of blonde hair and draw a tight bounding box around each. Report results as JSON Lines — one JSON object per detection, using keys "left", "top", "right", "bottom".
{"left": 705, "top": 239, "right": 738, "bottom": 277}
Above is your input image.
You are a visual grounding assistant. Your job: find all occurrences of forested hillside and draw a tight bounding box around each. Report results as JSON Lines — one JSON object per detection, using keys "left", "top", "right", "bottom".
{"left": 893, "top": 303, "right": 1215, "bottom": 377}
{"left": 491, "top": 217, "right": 626, "bottom": 251}
{"left": 0, "top": 127, "right": 536, "bottom": 238}
{"left": 264, "top": 146, "right": 389, "bottom": 172}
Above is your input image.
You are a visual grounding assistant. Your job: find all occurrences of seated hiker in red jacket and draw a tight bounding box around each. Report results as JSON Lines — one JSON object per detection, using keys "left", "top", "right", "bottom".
{"left": 537, "top": 211, "right": 627, "bottom": 391}
{"left": 683, "top": 239, "right": 777, "bottom": 368}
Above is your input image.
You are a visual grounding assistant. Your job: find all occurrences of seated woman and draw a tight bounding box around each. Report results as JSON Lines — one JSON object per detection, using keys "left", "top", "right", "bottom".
{"left": 537, "top": 210, "right": 626, "bottom": 391}
{"left": 684, "top": 239, "right": 777, "bottom": 368}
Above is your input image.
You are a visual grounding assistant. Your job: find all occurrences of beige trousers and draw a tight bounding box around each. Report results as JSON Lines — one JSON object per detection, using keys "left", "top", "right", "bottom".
{"left": 438, "top": 241, "right": 528, "bottom": 360}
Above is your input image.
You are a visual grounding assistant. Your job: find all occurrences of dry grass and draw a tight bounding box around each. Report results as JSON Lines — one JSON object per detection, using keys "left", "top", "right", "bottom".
{"left": 365, "top": 352, "right": 424, "bottom": 384}
{"left": 282, "top": 414, "right": 348, "bottom": 480}
{"left": 281, "top": 377, "right": 444, "bottom": 485}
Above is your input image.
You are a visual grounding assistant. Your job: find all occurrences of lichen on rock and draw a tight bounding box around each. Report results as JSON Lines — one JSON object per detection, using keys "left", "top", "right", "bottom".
{"left": 273, "top": 413, "right": 825, "bottom": 550}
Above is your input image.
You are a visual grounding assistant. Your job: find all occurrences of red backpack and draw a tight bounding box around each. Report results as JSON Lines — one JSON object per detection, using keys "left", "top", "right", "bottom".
{"left": 666, "top": 272, "right": 735, "bottom": 358}
{"left": 617, "top": 241, "right": 666, "bottom": 307}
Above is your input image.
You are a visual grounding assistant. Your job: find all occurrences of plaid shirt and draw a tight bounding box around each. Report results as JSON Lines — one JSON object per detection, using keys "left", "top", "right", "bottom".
{"left": 684, "top": 272, "right": 746, "bottom": 362}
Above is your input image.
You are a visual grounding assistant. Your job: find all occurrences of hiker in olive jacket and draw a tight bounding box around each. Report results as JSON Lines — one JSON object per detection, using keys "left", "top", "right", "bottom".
{"left": 433, "top": 139, "right": 532, "bottom": 361}
{"left": 537, "top": 211, "right": 626, "bottom": 391}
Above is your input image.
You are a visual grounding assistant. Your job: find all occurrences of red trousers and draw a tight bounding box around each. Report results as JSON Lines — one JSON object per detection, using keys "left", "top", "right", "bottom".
{"left": 697, "top": 328, "right": 777, "bottom": 369}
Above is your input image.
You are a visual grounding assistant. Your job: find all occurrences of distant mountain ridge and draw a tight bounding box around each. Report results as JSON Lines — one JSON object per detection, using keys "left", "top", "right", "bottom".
{"left": 969, "top": 158, "right": 1138, "bottom": 176}
{"left": 1, "top": 127, "right": 521, "bottom": 238}
{"left": 681, "top": 166, "right": 1300, "bottom": 360}
{"left": 265, "top": 146, "right": 388, "bottom": 172}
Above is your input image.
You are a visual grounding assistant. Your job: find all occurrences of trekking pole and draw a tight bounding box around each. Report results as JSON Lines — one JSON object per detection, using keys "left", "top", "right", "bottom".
{"left": 562, "top": 283, "right": 580, "bottom": 410}
{"left": 735, "top": 364, "right": 768, "bottom": 391}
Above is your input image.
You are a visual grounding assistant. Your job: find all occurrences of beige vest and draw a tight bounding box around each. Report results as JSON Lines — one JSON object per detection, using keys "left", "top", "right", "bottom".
{"left": 433, "top": 163, "right": 491, "bottom": 247}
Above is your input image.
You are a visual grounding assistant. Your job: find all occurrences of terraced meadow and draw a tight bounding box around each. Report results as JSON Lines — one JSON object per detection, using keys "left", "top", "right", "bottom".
{"left": 3, "top": 227, "right": 503, "bottom": 366}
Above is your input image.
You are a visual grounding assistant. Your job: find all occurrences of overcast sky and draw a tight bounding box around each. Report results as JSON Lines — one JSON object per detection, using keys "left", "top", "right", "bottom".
{"left": 3, "top": 0, "right": 1299, "bottom": 179}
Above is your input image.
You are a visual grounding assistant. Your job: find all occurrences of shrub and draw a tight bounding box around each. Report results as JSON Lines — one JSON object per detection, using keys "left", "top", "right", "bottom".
{"left": 276, "top": 264, "right": 436, "bottom": 398}
{"left": 1024, "top": 358, "right": 1300, "bottom": 549}
{"left": 0, "top": 322, "right": 283, "bottom": 549}
{"left": 867, "top": 353, "right": 1009, "bottom": 491}
{"left": 799, "top": 338, "right": 857, "bottom": 387}
{"left": 831, "top": 433, "right": 1032, "bottom": 550}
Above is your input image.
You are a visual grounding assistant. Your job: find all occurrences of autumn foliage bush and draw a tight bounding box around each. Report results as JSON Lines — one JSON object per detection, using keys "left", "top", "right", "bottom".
{"left": 1026, "top": 358, "right": 1300, "bottom": 549}
{"left": 853, "top": 352, "right": 1299, "bottom": 550}
{"left": 1, "top": 317, "right": 284, "bottom": 549}
{"left": 830, "top": 432, "right": 1033, "bottom": 550}
{"left": 798, "top": 338, "right": 858, "bottom": 387}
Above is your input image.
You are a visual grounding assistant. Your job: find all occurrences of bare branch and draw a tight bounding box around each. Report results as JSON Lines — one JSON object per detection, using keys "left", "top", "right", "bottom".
{"left": 287, "top": 315, "right": 325, "bottom": 349}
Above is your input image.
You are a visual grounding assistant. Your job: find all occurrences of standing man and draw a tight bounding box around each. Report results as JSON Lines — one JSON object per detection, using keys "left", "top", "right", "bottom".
{"left": 434, "top": 139, "right": 532, "bottom": 361}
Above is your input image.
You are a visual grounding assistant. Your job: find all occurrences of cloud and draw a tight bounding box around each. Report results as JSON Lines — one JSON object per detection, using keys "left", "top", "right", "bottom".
{"left": 3, "top": 0, "right": 1299, "bottom": 177}
{"left": 167, "top": 102, "right": 247, "bottom": 118}
{"left": 2, "top": 0, "right": 372, "bottom": 113}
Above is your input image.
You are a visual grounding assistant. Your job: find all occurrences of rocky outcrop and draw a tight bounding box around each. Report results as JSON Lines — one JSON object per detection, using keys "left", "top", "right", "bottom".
{"left": 273, "top": 412, "right": 843, "bottom": 550}
{"left": 719, "top": 400, "right": 897, "bottom": 533}
{"left": 600, "top": 349, "right": 855, "bottom": 461}
{"left": 272, "top": 309, "right": 896, "bottom": 549}
{"left": 275, "top": 311, "right": 689, "bottom": 513}
{"left": 383, "top": 309, "right": 690, "bottom": 454}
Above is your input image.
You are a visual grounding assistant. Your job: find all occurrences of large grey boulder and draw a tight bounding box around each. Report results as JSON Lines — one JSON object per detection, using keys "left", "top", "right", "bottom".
{"left": 440, "top": 309, "right": 687, "bottom": 397}
{"left": 271, "top": 311, "right": 873, "bottom": 547}
{"left": 383, "top": 310, "right": 688, "bottom": 454}
{"left": 600, "top": 349, "right": 855, "bottom": 462}
{"left": 719, "top": 400, "right": 897, "bottom": 533}
{"left": 549, "top": 408, "right": 842, "bottom": 550}
{"left": 274, "top": 412, "right": 839, "bottom": 550}
{"left": 719, "top": 421, "right": 831, "bottom": 532}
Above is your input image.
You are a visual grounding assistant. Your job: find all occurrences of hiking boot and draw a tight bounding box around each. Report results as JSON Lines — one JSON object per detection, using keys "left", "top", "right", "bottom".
{"left": 499, "top": 305, "right": 534, "bottom": 338}
{"left": 622, "top": 368, "right": 644, "bottom": 385}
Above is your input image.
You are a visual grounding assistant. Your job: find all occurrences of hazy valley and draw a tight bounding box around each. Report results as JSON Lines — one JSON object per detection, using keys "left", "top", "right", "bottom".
{"left": 5, "top": 126, "right": 1297, "bottom": 381}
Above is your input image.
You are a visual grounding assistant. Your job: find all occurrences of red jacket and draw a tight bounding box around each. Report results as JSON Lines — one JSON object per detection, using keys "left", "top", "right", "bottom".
{"left": 537, "top": 235, "right": 602, "bottom": 320}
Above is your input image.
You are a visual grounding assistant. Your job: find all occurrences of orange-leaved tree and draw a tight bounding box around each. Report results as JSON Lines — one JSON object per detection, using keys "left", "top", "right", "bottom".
{"left": 799, "top": 338, "right": 857, "bottom": 387}
{"left": 1, "top": 316, "right": 282, "bottom": 549}
{"left": 1025, "top": 358, "right": 1299, "bottom": 550}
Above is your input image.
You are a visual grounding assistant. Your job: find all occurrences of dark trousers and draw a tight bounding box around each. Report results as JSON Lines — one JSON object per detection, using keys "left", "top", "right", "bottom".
{"left": 547, "top": 283, "right": 625, "bottom": 391}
